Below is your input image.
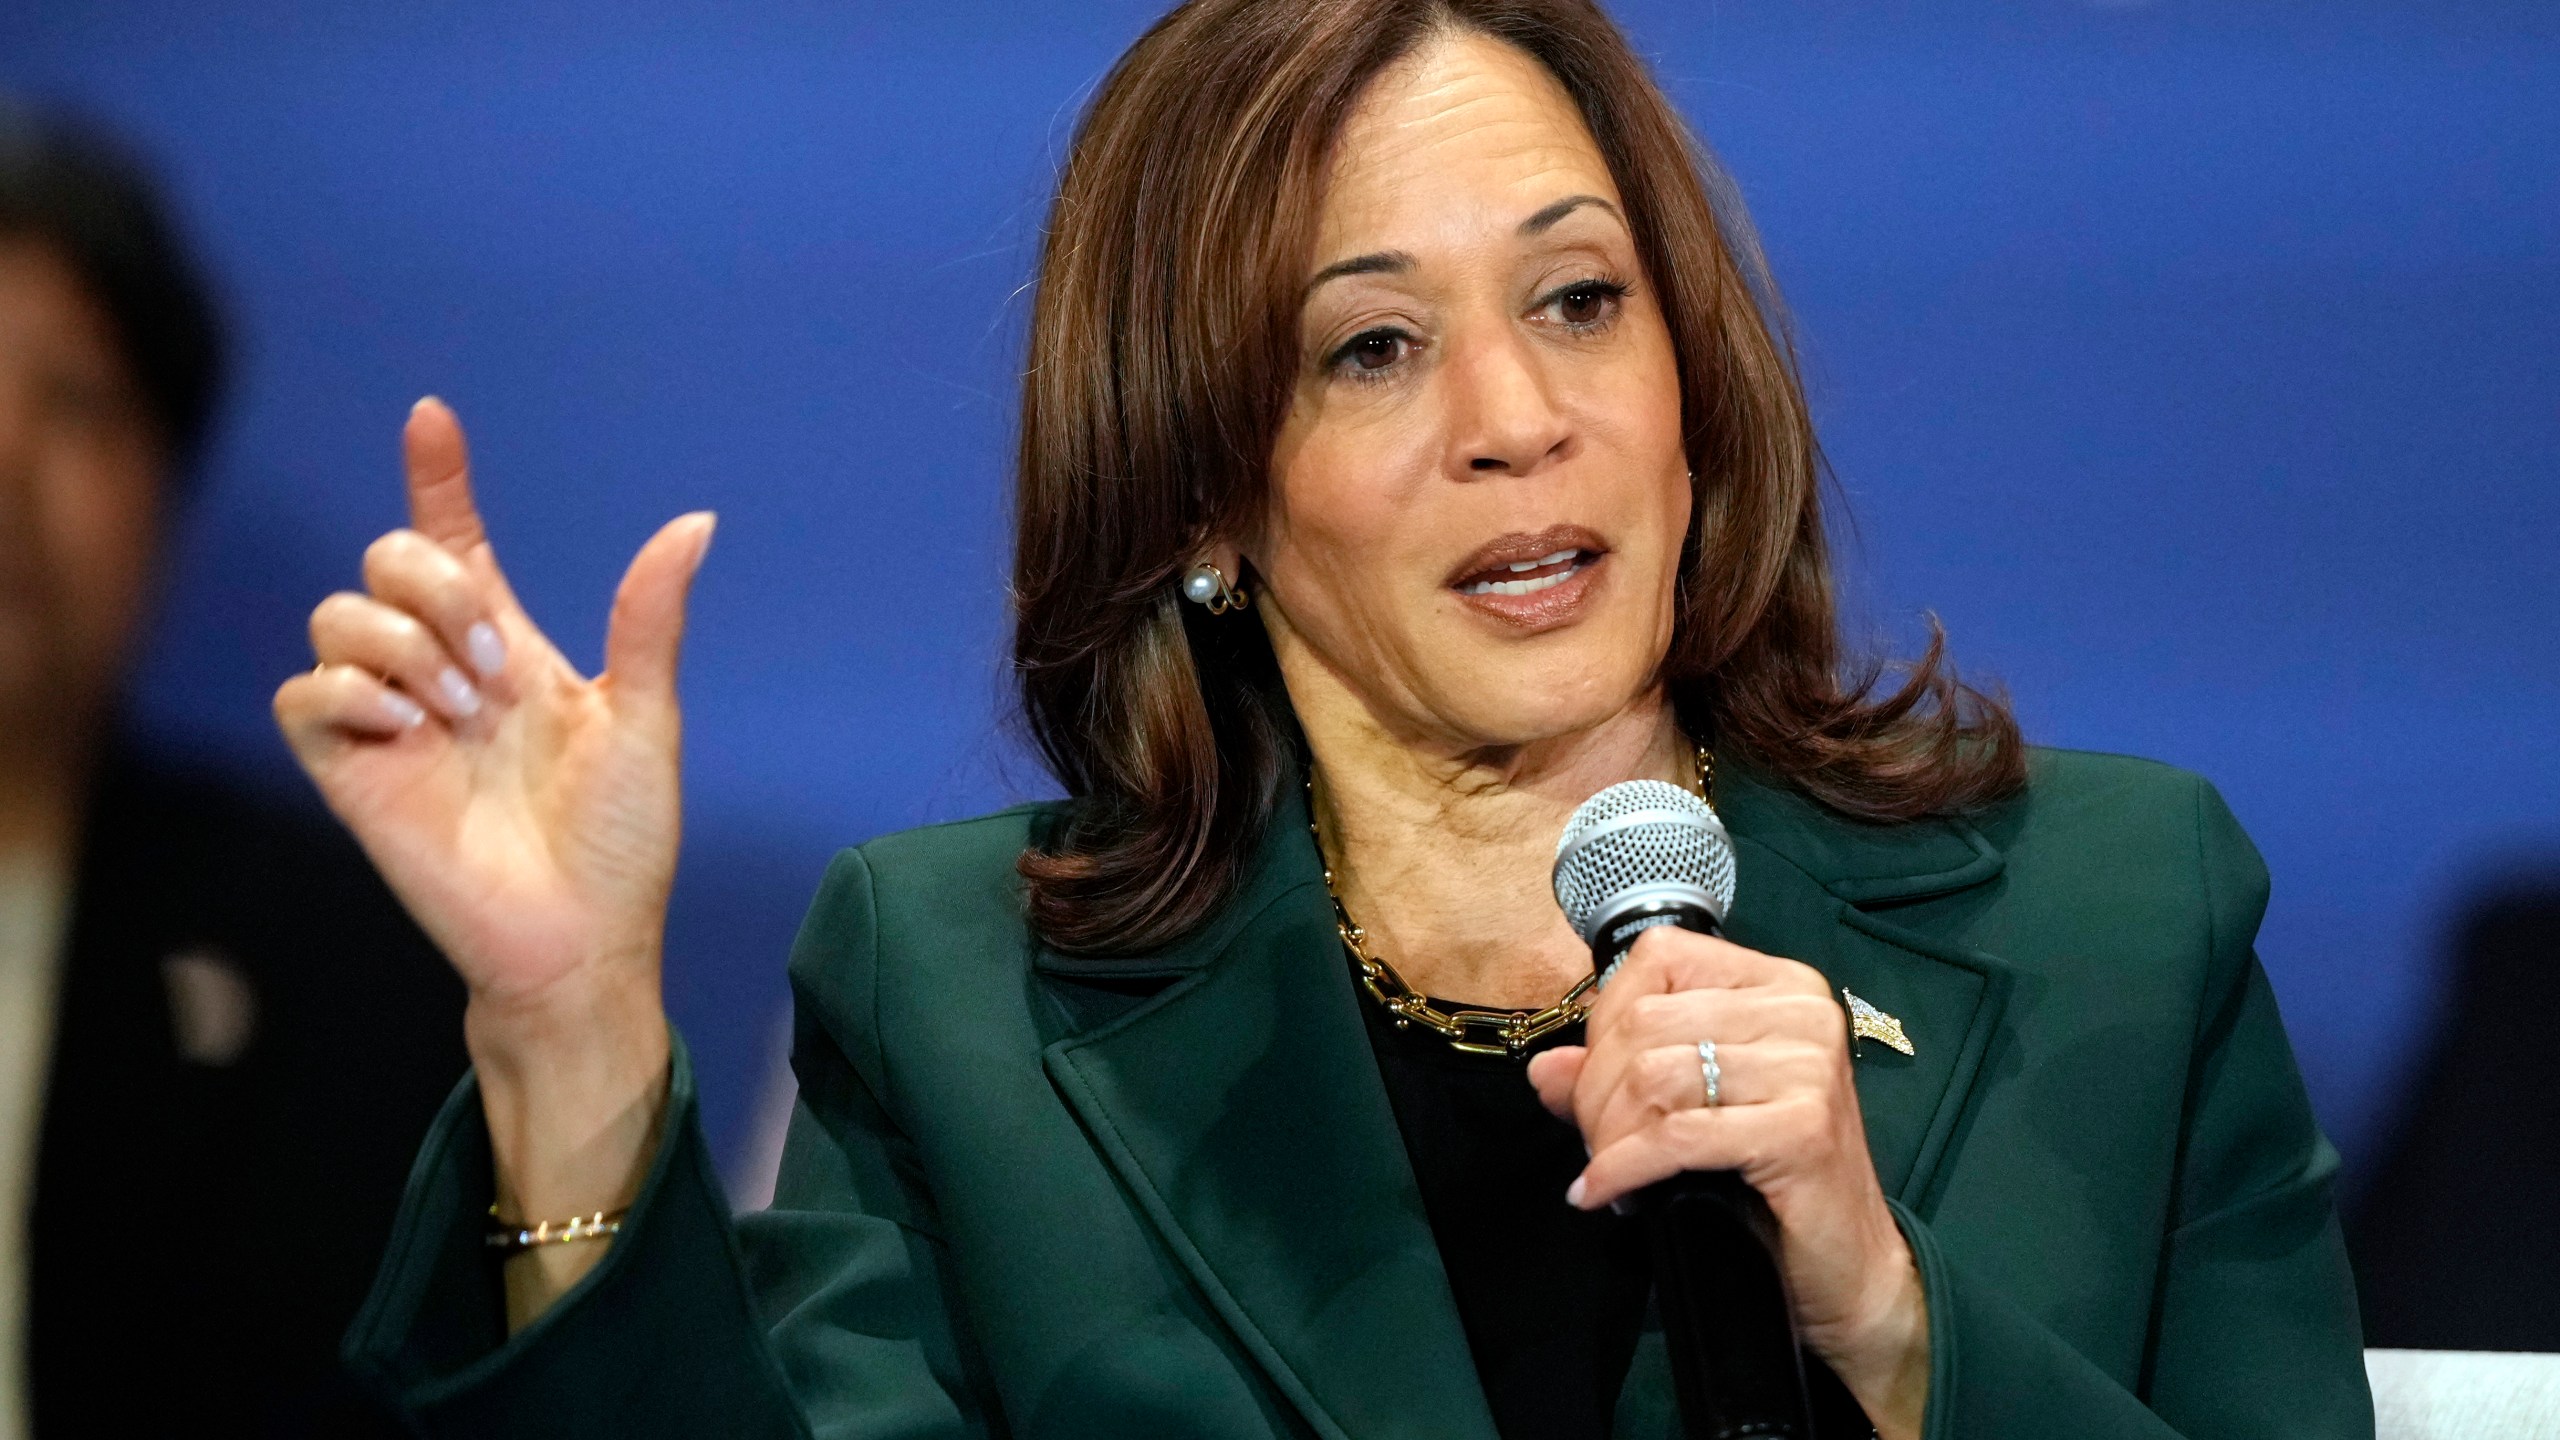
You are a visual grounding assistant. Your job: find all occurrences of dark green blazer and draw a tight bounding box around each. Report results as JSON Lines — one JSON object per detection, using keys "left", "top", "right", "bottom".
{"left": 346, "top": 748, "right": 2373, "bottom": 1438}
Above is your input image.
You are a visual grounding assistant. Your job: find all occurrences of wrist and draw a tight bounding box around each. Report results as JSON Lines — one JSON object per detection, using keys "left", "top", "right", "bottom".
{"left": 463, "top": 954, "right": 666, "bottom": 1081}
{"left": 466, "top": 971, "right": 671, "bottom": 1221}
{"left": 1819, "top": 1244, "right": 1931, "bottom": 1440}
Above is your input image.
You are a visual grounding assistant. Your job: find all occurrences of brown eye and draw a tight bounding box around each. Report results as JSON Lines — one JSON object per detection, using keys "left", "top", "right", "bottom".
{"left": 1350, "top": 332, "right": 1402, "bottom": 370}
{"left": 1536, "top": 278, "right": 1627, "bottom": 333}
{"left": 1330, "top": 327, "right": 1413, "bottom": 380}
{"left": 1557, "top": 283, "right": 1614, "bottom": 326}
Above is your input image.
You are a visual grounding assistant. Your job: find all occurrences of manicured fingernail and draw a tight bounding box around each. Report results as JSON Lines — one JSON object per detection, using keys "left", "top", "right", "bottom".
{"left": 411, "top": 395, "right": 439, "bottom": 415}
{"left": 1565, "top": 1177, "right": 1588, "bottom": 1209}
{"left": 465, "top": 621, "right": 506, "bottom": 679}
{"left": 435, "top": 667, "right": 483, "bottom": 718}
{"left": 380, "top": 691, "right": 427, "bottom": 730}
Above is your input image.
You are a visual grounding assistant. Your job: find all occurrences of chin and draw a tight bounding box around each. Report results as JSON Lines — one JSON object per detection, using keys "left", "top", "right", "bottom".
{"left": 1420, "top": 642, "right": 1662, "bottom": 752}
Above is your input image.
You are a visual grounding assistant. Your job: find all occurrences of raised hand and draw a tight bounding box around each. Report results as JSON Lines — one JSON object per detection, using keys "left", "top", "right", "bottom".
{"left": 273, "top": 397, "right": 714, "bottom": 1323}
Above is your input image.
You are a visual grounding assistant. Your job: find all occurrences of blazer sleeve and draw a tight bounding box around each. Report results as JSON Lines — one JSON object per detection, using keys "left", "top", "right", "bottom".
{"left": 1896, "top": 776, "right": 2374, "bottom": 1440}
{"left": 342, "top": 850, "right": 995, "bottom": 1440}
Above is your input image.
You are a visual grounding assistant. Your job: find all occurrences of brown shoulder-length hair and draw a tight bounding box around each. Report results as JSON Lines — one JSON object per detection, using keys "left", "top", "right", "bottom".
{"left": 1012, "top": 0, "right": 2024, "bottom": 954}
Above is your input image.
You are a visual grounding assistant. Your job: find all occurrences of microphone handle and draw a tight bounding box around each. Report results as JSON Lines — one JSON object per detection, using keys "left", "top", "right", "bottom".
{"left": 1591, "top": 900, "right": 1869, "bottom": 1440}
{"left": 1640, "top": 1171, "right": 1864, "bottom": 1439}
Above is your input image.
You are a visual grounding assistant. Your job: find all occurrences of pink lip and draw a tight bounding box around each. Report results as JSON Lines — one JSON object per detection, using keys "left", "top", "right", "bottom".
{"left": 1445, "top": 524, "right": 1610, "bottom": 633}
{"left": 1444, "top": 525, "right": 1607, "bottom": 587}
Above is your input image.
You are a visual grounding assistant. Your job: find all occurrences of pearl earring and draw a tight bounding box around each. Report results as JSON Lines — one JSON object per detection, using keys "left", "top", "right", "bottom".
{"left": 1181, "top": 562, "right": 1249, "bottom": 616}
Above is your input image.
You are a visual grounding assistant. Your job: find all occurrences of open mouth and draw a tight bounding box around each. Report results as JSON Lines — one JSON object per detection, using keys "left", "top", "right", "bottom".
{"left": 1455, "top": 547, "right": 1593, "bottom": 596}
{"left": 1443, "top": 525, "right": 1611, "bottom": 630}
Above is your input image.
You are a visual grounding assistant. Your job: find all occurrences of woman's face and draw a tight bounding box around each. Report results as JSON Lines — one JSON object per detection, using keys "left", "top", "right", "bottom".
{"left": 1249, "top": 29, "right": 1689, "bottom": 756}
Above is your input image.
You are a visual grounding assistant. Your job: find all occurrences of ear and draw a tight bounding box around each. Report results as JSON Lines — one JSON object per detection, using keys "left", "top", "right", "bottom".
{"left": 1198, "top": 539, "right": 1246, "bottom": 580}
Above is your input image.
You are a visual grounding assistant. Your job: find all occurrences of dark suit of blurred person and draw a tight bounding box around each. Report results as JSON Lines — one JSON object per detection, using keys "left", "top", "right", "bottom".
{"left": 0, "top": 108, "right": 465, "bottom": 1437}
{"left": 2349, "top": 883, "right": 2560, "bottom": 1351}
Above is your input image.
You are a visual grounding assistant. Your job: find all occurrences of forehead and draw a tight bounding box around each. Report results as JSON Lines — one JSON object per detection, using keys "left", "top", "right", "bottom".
{"left": 1316, "top": 30, "right": 1618, "bottom": 257}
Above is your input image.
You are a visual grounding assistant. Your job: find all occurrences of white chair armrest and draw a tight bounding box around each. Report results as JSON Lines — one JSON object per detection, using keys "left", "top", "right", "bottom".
{"left": 2367, "top": 1348, "right": 2560, "bottom": 1440}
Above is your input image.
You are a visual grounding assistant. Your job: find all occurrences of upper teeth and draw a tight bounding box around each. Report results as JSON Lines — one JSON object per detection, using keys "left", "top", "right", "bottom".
{"left": 1508, "top": 549, "right": 1578, "bottom": 572}
{"left": 1464, "top": 550, "right": 1583, "bottom": 595}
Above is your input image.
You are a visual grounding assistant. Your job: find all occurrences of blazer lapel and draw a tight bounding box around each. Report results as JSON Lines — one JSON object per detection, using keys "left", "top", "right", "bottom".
{"left": 1040, "top": 779, "right": 1497, "bottom": 1440}
{"left": 1033, "top": 757, "right": 2019, "bottom": 1436}
{"left": 1714, "top": 764, "right": 2018, "bottom": 1211}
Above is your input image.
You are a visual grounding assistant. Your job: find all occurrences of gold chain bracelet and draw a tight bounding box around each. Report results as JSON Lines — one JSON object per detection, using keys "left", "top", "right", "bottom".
{"left": 485, "top": 1204, "right": 628, "bottom": 1257}
{"left": 1309, "top": 744, "right": 1714, "bottom": 1059}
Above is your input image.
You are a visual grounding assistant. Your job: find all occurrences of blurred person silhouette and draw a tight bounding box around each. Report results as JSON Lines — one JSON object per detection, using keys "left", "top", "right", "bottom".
{"left": 2349, "top": 878, "right": 2560, "bottom": 1351}
{"left": 0, "top": 105, "right": 463, "bottom": 1437}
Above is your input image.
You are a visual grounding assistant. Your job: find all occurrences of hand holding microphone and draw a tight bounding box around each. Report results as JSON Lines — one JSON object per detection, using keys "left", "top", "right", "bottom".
{"left": 1526, "top": 782, "right": 1930, "bottom": 1440}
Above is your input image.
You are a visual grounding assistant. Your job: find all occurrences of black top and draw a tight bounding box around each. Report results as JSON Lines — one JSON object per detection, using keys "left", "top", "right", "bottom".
{"left": 1356, "top": 978, "right": 1652, "bottom": 1440}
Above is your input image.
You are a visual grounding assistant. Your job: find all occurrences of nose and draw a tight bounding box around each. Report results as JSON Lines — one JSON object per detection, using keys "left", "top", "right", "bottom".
{"left": 1445, "top": 323, "right": 1573, "bottom": 479}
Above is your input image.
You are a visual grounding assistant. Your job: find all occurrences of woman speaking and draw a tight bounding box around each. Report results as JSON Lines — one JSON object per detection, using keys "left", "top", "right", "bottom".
{"left": 273, "top": 0, "right": 2372, "bottom": 1435}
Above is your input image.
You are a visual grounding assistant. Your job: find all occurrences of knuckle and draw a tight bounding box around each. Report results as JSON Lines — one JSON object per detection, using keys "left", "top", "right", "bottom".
{"left": 1664, "top": 1107, "right": 1718, "bottom": 1151}
{"left": 348, "top": 593, "right": 429, "bottom": 645}
{"left": 1782, "top": 1094, "right": 1831, "bottom": 1135}
{"left": 1784, "top": 991, "right": 1844, "bottom": 1033}
{"left": 360, "top": 529, "right": 416, "bottom": 575}
{"left": 364, "top": 530, "right": 465, "bottom": 609}
{"left": 1639, "top": 1047, "right": 1687, "bottom": 1101}
{"left": 1778, "top": 1037, "right": 1835, "bottom": 1074}
{"left": 309, "top": 591, "right": 367, "bottom": 639}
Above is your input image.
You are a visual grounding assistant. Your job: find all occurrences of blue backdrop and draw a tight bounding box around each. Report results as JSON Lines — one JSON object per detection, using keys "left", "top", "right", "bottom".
{"left": 5, "top": 0, "right": 2553, "bottom": 1185}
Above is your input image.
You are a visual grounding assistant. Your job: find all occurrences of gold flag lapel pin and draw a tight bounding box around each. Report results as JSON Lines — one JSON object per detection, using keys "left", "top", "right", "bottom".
{"left": 1842, "top": 989, "right": 1915, "bottom": 1057}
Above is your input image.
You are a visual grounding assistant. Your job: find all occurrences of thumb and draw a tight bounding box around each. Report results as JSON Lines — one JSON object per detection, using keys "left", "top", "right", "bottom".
{"left": 1526, "top": 1044, "right": 1588, "bottom": 1120}
{"left": 603, "top": 511, "right": 718, "bottom": 711}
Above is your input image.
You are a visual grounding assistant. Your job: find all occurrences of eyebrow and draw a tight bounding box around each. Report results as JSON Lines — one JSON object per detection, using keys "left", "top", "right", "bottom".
{"left": 1302, "top": 195, "right": 1627, "bottom": 297}
{"left": 1304, "top": 250, "right": 1415, "bottom": 296}
{"left": 1518, "top": 193, "right": 1619, "bottom": 236}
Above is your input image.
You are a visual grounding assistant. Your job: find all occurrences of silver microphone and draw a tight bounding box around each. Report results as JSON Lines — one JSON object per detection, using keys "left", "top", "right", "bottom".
{"left": 1551, "top": 779, "right": 1738, "bottom": 987}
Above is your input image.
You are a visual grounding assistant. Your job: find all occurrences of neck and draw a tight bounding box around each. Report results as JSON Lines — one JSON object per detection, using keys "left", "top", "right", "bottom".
{"left": 1293, "top": 675, "right": 1690, "bottom": 1009}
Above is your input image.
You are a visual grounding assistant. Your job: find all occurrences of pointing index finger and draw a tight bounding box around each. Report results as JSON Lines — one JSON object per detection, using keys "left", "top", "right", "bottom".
{"left": 403, "top": 397, "right": 488, "bottom": 555}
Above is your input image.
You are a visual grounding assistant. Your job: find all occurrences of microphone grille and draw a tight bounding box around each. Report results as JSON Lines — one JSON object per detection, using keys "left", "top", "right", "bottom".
{"left": 1551, "top": 779, "right": 1738, "bottom": 941}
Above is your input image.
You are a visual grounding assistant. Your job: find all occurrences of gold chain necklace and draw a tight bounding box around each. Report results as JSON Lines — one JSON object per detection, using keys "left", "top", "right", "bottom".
{"left": 1309, "top": 743, "right": 1715, "bottom": 1059}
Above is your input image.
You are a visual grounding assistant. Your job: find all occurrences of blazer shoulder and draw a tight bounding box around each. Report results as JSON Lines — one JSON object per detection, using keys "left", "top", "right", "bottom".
{"left": 1996, "top": 747, "right": 2256, "bottom": 867}
{"left": 788, "top": 802, "right": 1061, "bottom": 1015}
{"left": 1986, "top": 746, "right": 2269, "bottom": 963}
{"left": 856, "top": 801, "right": 1059, "bottom": 892}
{"left": 2016, "top": 744, "right": 2213, "bottom": 816}
{"left": 803, "top": 801, "right": 1060, "bottom": 941}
